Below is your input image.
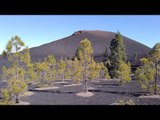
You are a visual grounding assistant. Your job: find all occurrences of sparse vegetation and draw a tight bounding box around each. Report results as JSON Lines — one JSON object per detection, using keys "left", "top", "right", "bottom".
{"left": 116, "top": 98, "right": 135, "bottom": 105}
{"left": 45, "top": 55, "right": 57, "bottom": 84}
{"left": 1, "top": 88, "right": 12, "bottom": 104}
{"left": 58, "top": 59, "right": 66, "bottom": 82}
{"left": 135, "top": 58, "right": 155, "bottom": 93}
{"left": 0, "top": 31, "right": 157, "bottom": 105}
{"left": 135, "top": 43, "right": 160, "bottom": 95}
{"left": 98, "top": 62, "right": 110, "bottom": 80}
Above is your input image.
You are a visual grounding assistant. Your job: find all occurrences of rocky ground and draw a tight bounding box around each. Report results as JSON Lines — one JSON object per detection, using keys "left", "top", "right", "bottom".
{"left": 1, "top": 79, "right": 160, "bottom": 105}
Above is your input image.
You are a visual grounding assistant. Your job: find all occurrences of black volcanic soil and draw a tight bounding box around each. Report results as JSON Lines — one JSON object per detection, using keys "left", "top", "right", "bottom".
{"left": 8, "top": 79, "right": 159, "bottom": 105}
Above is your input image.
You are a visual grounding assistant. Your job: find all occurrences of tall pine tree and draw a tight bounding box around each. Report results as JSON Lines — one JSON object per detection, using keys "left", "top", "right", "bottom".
{"left": 3, "top": 36, "right": 28, "bottom": 103}
{"left": 149, "top": 43, "right": 160, "bottom": 95}
{"left": 76, "top": 38, "right": 93, "bottom": 92}
{"left": 109, "top": 31, "right": 127, "bottom": 78}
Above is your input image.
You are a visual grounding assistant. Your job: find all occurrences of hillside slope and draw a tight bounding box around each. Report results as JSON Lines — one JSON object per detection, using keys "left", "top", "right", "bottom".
{"left": 30, "top": 30, "right": 151, "bottom": 62}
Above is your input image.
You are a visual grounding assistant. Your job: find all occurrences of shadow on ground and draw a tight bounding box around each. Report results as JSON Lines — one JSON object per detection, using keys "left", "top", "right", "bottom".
{"left": 88, "top": 89, "right": 147, "bottom": 97}
{"left": 92, "top": 83, "right": 119, "bottom": 86}
{"left": 30, "top": 89, "right": 77, "bottom": 94}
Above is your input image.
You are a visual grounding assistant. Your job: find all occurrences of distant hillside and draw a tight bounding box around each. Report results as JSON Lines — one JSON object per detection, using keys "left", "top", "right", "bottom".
{"left": 0, "top": 30, "right": 151, "bottom": 69}
{"left": 30, "top": 30, "right": 151, "bottom": 62}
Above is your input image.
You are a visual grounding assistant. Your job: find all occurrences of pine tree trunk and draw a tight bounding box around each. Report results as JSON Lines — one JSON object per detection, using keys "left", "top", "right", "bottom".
{"left": 62, "top": 74, "right": 64, "bottom": 82}
{"left": 16, "top": 57, "right": 19, "bottom": 81}
{"left": 84, "top": 52, "right": 88, "bottom": 92}
{"left": 15, "top": 94, "right": 19, "bottom": 103}
{"left": 84, "top": 67, "right": 88, "bottom": 93}
{"left": 49, "top": 71, "right": 52, "bottom": 84}
{"left": 154, "top": 61, "right": 158, "bottom": 95}
{"left": 16, "top": 67, "right": 18, "bottom": 81}
{"left": 84, "top": 79, "right": 88, "bottom": 93}
{"left": 40, "top": 72, "right": 42, "bottom": 86}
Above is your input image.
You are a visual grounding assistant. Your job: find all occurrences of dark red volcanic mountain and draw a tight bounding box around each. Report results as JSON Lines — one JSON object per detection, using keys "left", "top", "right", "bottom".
{"left": 30, "top": 30, "right": 151, "bottom": 62}
{"left": 0, "top": 30, "right": 151, "bottom": 69}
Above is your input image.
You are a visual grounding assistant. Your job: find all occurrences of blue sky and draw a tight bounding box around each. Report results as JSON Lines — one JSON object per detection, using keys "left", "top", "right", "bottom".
{"left": 0, "top": 15, "right": 160, "bottom": 53}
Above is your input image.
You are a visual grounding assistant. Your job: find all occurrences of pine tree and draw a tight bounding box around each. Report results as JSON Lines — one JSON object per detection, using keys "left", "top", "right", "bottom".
{"left": 75, "top": 47, "right": 82, "bottom": 60}
{"left": 116, "top": 61, "right": 131, "bottom": 85}
{"left": 1, "top": 88, "right": 12, "bottom": 104}
{"left": 33, "top": 61, "right": 49, "bottom": 87}
{"left": 99, "top": 62, "right": 110, "bottom": 80}
{"left": 45, "top": 55, "right": 57, "bottom": 85}
{"left": 58, "top": 59, "right": 66, "bottom": 82}
{"left": 76, "top": 38, "right": 93, "bottom": 92}
{"left": 4, "top": 36, "right": 25, "bottom": 82}
{"left": 1, "top": 66, "right": 7, "bottom": 81}
{"left": 149, "top": 43, "right": 160, "bottom": 95}
{"left": 135, "top": 43, "right": 160, "bottom": 95}
{"left": 103, "top": 47, "right": 110, "bottom": 68}
{"left": 109, "top": 31, "right": 127, "bottom": 78}
{"left": 64, "top": 58, "right": 72, "bottom": 80}
{"left": 135, "top": 58, "right": 155, "bottom": 93}
{"left": 33, "top": 62, "right": 42, "bottom": 84}
{"left": 103, "top": 47, "right": 109, "bottom": 62}
{"left": 20, "top": 47, "right": 35, "bottom": 84}
{"left": 3, "top": 36, "right": 28, "bottom": 103}
{"left": 71, "top": 57, "right": 83, "bottom": 83}
{"left": 88, "top": 58, "right": 101, "bottom": 80}
{"left": 36, "top": 61, "right": 49, "bottom": 87}
{"left": 26, "top": 63, "right": 37, "bottom": 83}
{"left": 8, "top": 79, "right": 27, "bottom": 103}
